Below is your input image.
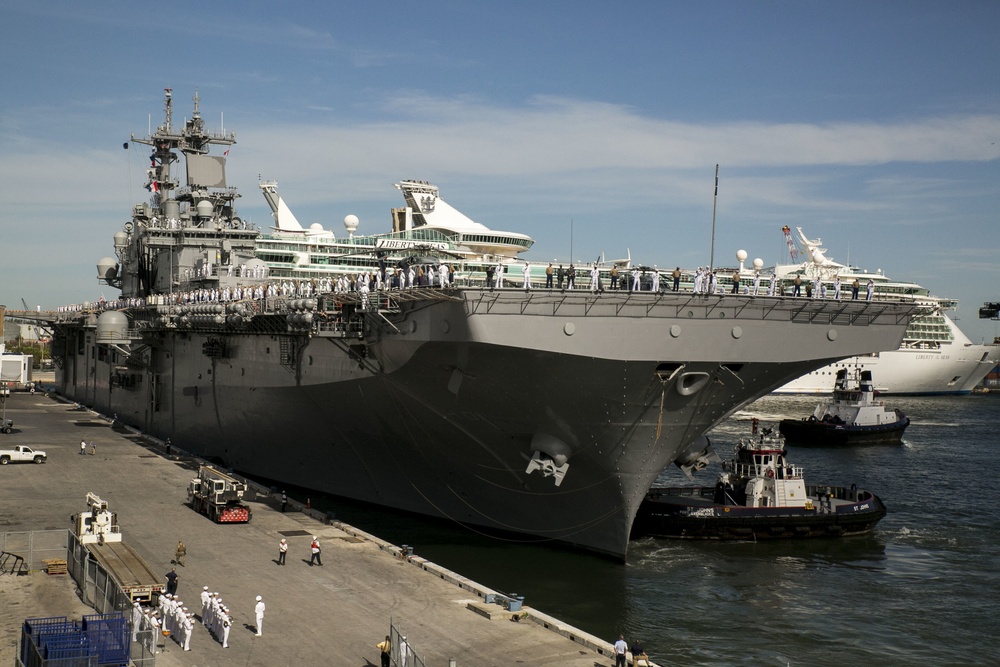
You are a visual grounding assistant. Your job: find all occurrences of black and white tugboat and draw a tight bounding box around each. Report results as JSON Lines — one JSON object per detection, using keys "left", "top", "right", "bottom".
{"left": 632, "top": 423, "right": 887, "bottom": 540}
{"left": 778, "top": 368, "right": 910, "bottom": 446}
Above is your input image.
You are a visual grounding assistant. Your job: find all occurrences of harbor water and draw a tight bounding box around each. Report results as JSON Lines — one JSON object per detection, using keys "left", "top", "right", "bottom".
{"left": 287, "top": 394, "right": 1000, "bottom": 666}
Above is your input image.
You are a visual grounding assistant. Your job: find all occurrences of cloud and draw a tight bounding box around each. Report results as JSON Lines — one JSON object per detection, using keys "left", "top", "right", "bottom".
{"left": 236, "top": 95, "right": 1000, "bottom": 182}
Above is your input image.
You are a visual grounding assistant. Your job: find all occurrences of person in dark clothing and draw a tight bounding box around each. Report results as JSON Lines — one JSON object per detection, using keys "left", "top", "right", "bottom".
{"left": 165, "top": 568, "right": 179, "bottom": 595}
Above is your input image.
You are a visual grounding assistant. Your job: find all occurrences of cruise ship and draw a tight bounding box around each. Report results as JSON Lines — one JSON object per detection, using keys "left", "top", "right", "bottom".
{"left": 29, "top": 90, "right": 918, "bottom": 559}
{"left": 770, "top": 227, "right": 1000, "bottom": 395}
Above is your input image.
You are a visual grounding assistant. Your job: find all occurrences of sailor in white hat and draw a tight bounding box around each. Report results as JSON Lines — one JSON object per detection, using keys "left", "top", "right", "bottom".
{"left": 200, "top": 586, "right": 210, "bottom": 625}
{"left": 254, "top": 595, "right": 265, "bottom": 636}
{"left": 221, "top": 606, "right": 232, "bottom": 648}
{"left": 131, "top": 602, "right": 142, "bottom": 641}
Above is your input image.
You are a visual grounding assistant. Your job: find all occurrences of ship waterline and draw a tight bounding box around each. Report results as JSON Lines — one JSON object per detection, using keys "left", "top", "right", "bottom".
{"left": 53, "top": 289, "right": 914, "bottom": 558}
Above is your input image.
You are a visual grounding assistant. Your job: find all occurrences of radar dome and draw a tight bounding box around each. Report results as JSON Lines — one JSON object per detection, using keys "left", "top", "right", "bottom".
{"left": 736, "top": 249, "right": 748, "bottom": 262}
{"left": 196, "top": 200, "right": 214, "bottom": 218}
{"left": 344, "top": 214, "right": 359, "bottom": 236}
{"left": 753, "top": 258, "right": 764, "bottom": 270}
{"left": 97, "top": 258, "right": 118, "bottom": 282}
{"left": 96, "top": 311, "right": 130, "bottom": 344}
{"left": 310, "top": 223, "right": 324, "bottom": 231}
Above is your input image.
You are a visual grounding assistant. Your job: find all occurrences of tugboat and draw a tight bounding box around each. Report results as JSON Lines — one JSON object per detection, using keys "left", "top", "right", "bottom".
{"left": 632, "top": 423, "right": 887, "bottom": 540}
{"left": 778, "top": 368, "right": 910, "bottom": 446}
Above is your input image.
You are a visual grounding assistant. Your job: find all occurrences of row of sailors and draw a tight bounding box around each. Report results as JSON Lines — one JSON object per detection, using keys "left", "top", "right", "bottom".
{"left": 185, "top": 263, "right": 271, "bottom": 281}
{"left": 199, "top": 586, "right": 234, "bottom": 648}
{"left": 130, "top": 593, "right": 196, "bottom": 653}
{"left": 129, "top": 588, "right": 233, "bottom": 654}
{"left": 144, "top": 217, "right": 254, "bottom": 231}
{"left": 59, "top": 265, "right": 881, "bottom": 315}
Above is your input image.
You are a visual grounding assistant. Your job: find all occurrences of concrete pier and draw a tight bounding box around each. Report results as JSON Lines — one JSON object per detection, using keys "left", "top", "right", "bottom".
{"left": 0, "top": 390, "right": 629, "bottom": 667}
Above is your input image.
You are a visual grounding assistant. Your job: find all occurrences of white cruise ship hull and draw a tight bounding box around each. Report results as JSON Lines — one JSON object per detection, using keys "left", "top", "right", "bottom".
{"left": 53, "top": 290, "right": 914, "bottom": 559}
{"left": 776, "top": 331, "right": 1000, "bottom": 394}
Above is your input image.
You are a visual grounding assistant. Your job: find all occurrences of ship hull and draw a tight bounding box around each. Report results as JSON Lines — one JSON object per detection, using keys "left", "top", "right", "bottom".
{"left": 633, "top": 486, "right": 887, "bottom": 540}
{"left": 775, "top": 336, "right": 1000, "bottom": 395}
{"left": 778, "top": 416, "right": 909, "bottom": 446}
{"left": 52, "top": 290, "right": 914, "bottom": 559}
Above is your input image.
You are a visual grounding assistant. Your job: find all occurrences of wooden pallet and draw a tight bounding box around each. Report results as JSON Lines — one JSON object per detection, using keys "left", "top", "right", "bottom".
{"left": 41, "top": 558, "right": 68, "bottom": 575}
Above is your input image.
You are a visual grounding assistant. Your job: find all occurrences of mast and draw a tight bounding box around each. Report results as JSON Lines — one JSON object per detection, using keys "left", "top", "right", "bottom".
{"left": 129, "top": 87, "right": 237, "bottom": 216}
{"left": 709, "top": 164, "right": 718, "bottom": 272}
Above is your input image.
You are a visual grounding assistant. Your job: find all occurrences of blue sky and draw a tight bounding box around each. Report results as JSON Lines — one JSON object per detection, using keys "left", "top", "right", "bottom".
{"left": 3, "top": 1, "right": 999, "bottom": 343}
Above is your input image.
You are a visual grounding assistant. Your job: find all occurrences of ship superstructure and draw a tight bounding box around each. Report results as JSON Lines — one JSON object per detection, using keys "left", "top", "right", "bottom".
{"left": 35, "top": 90, "right": 920, "bottom": 559}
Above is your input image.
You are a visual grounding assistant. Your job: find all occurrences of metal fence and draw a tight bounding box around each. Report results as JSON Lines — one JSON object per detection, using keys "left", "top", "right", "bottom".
{"left": 1, "top": 530, "right": 68, "bottom": 570}
{"left": 65, "top": 531, "right": 157, "bottom": 666}
{"left": 389, "top": 622, "right": 427, "bottom": 667}
{"left": 2, "top": 529, "right": 157, "bottom": 667}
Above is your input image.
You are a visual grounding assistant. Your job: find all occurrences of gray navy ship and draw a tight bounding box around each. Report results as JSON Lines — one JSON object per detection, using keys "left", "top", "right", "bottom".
{"left": 39, "top": 89, "right": 919, "bottom": 559}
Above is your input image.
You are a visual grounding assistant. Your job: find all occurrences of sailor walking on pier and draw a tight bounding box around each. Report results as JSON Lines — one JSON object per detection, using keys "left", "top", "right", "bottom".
{"left": 254, "top": 595, "right": 265, "bottom": 636}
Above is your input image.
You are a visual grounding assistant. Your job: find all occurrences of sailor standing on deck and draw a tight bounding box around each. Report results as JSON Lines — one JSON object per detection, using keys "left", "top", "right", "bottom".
{"left": 833, "top": 276, "right": 841, "bottom": 299}
{"left": 495, "top": 261, "right": 504, "bottom": 289}
{"left": 522, "top": 261, "right": 531, "bottom": 291}
{"left": 752, "top": 271, "right": 761, "bottom": 296}
{"left": 148, "top": 614, "right": 161, "bottom": 654}
{"left": 439, "top": 262, "right": 449, "bottom": 288}
{"left": 131, "top": 602, "right": 142, "bottom": 641}
{"left": 631, "top": 268, "right": 640, "bottom": 291}
{"left": 254, "top": 596, "right": 265, "bottom": 636}
{"left": 200, "top": 586, "right": 210, "bottom": 625}
{"left": 590, "top": 264, "right": 600, "bottom": 292}
{"left": 866, "top": 279, "right": 874, "bottom": 301}
{"left": 651, "top": 268, "right": 660, "bottom": 292}
{"left": 182, "top": 611, "right": 193, "bottom": 651}
{"left": 360, "top": 277, "right": 370, "bottom": 309}
{"left": 220, "top": 606, "right": 231, "bottom": 648}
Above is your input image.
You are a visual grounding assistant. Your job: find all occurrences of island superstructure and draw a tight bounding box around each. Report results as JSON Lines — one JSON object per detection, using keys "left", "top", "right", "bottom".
{"left": 28, "top": 89, "right": 919, "bottom": 559}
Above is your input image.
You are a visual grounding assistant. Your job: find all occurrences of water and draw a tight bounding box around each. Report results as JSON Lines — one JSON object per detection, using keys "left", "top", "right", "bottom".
{"left": 291, "top": 394, "right": 1000, "bottom": 666}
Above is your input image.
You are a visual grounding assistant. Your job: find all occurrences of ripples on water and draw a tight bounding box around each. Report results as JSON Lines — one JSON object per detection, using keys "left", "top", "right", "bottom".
{"left": 294, "top": 394, "right": 1000, "bottom": 666}
{"left": 622, "top": 394, "right": 1000, "bottom": 666}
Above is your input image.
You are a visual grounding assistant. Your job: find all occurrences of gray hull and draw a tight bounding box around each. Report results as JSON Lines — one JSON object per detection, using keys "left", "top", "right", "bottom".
{"left": 53, "top": 289, "right": 914, "bottom": 558}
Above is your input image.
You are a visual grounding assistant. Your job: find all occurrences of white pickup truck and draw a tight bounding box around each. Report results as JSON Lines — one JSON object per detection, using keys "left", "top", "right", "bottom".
{"left": 0, "top": 445, "right": 47, "bottom": 465}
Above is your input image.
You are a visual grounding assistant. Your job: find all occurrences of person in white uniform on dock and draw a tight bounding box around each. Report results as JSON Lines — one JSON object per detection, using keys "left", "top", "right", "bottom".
{"left": 254, "top": 595, "right": 265, "bottom": 636}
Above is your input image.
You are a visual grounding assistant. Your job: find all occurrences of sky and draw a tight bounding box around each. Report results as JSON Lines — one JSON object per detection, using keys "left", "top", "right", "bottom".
{"left": 2, "top": 1, "right": 999, "bottom": 343}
